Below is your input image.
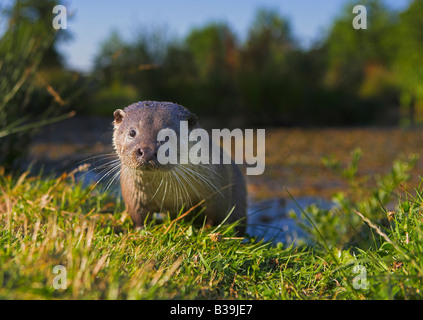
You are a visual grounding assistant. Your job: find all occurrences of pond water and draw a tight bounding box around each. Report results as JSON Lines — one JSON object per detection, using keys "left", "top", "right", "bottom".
{"left": 246, "top": 197, "right": 333, "bottom": 245}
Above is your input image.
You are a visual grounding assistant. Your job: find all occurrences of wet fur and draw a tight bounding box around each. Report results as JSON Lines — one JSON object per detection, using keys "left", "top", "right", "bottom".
{"left": 112, "top": 101, "right": 247, "bottom": 234}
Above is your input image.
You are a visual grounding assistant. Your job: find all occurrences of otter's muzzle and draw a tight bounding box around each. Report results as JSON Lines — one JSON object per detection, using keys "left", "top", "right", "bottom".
{"left": 136, "top": 147, "right": 157, "bottom": 161}
{"left": 134, "top": 147, "right": 159, "bottom": 169}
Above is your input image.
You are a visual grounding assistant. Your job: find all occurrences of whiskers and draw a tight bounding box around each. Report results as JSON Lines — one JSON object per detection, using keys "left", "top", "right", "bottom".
{"left": 76, "top": 153, "right": 230, "bottom": 217}
{"left": 155, "top": 163, "right": 227, "bottom": 213}
{"left": 76, "top": 153, "right": 122, "bottom": 194}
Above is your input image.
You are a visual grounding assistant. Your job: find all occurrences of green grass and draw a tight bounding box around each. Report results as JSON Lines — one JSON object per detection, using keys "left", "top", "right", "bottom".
{"left": 1, "top": 153, "right": 423, "bottom": 300}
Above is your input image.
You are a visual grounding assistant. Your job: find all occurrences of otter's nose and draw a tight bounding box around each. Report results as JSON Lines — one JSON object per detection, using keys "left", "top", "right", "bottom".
{"left": 136, "top": 147, "right": 157, "bottom": 162}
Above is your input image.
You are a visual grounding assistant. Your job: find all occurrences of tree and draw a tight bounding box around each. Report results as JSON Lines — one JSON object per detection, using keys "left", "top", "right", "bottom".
{"left": 322, "top": 0, "right": 400, "bottom": 125}
{"left": 391, "top": 0, "right": 423, "bottom": 126}
{"left": 0, "top": 0, "right": 74, "bottom": 171}
{"left": 244, "top": 7, "right": 294, "bottom": 66}
{"left": 325, "top": 0, "right": 397, "bottom": 92}
{"left": 238, "top": 8, "right": 296, "bottom": 125}
{"left": 185, "top": 23, "right": 241, "bottom": 116}
{"left": 91, "top": 26, "right": 174, "bottom": 114}
{"left": 5, "top": 0, "right": 71, "bottom": 68}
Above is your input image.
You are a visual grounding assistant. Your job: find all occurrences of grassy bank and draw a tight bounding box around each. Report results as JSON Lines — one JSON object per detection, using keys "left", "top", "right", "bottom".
{"left": 0, "top": 155, "right": 423, "bottom": 300}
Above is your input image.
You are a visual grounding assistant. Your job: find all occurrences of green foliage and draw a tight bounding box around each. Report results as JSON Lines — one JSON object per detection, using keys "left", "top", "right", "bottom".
{"left": 295, "top": 149, "right": 418, "bottom": 250}
{"left": 5, "top": 0, "right": 423, "bottom": 130}
{"left": 238, "top": 8, "right": 297, "bottom": 125}
{"left": 87, "top": 1, "right": 423, "bottom": 127}
{"left": 0, "top": 166, "right": 319, "bottom": 299}
{"left": 83, "top": 80, "right": 139, "bottom": 116}
{"left": 322, "top": 0, "right": 399, "bottom": 125}
{"left": 391, "top": 0, "right": 423, "bottom": 125}
{"left": 2, "top": 158, "right": 423, "bottom": 299}
{"left": 350, "top": 187, "right": 423, "bottom": 299}
{"left": 183, "top": 22, "right": 240, "bottom": 115}
{"left": 0, "top": 0, "right": 75, "bottom": 171}
{"left": 326, "top": 0, "right": 396, "bottom": 87}
{"left": 186, "top": 23, "right": 235, "bottom": 81}
{"left": 324, "top": 0, "right": 423, "bottom": 126}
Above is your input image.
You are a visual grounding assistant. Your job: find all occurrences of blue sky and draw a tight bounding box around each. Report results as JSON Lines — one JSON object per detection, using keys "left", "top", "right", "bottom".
{"left": 2, "top": 0, "right": 412, "bottom": 71}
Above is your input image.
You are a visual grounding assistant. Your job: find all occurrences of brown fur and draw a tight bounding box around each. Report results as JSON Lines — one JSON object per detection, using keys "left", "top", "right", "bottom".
{"left": 113, "top": 101, "right": 247, "bottom": 234}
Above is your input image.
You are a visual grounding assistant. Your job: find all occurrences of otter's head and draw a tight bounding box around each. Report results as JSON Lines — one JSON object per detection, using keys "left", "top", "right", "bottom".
{"left": 113, "top": 101, "right": 198, "bottom": 171}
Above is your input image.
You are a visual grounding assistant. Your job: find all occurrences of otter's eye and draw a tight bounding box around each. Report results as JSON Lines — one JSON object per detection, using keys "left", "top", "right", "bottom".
{"left": 129, "top": 129, "right": 136, "bottom": 138}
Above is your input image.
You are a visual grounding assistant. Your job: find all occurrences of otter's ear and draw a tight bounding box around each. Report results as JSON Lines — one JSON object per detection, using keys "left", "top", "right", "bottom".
{"left": 187, "top": 112, "right": 198, "bottom": 129}
{"left": 113, "top": 109, "right": 125, "bottom": 126}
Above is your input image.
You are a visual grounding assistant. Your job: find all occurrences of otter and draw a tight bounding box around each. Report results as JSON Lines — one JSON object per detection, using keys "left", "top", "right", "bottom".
{"left": 112, "top": 101, "right": 247, "bottom": 234}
